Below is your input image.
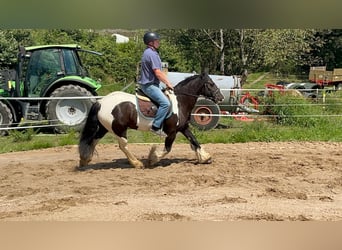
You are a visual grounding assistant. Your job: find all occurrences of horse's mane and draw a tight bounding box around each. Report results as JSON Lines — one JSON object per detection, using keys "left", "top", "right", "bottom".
{"left": 174, "top": 74, "right": 202, "bottom": 89}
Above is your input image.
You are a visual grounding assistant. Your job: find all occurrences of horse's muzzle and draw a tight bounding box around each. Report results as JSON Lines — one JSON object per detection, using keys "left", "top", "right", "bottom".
{"left": 214, "top": 91, "right": 224, "bottom": 103}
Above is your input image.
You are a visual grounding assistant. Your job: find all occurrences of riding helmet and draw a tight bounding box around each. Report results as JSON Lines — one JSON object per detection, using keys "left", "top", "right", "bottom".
{"left": 143, "top": 32, "right": 160, "bottom": 45}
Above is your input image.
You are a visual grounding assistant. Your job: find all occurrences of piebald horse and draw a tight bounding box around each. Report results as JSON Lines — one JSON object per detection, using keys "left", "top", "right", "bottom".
{"left": 78, "top": 72, "right": 224, "bottom": 168}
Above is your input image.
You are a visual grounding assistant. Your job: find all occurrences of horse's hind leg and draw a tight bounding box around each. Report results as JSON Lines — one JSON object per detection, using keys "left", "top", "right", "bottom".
{"left": 117, "top": 136, "right": 144, "bottom": 169}
{"left": 147, "top": 133, "right": 175, "bottom": 167}
{"left": 147, "top": 145, "right": 169, "bottom": 167}
{"left": 79, "top": 139, "right": 99, "bottom": 167}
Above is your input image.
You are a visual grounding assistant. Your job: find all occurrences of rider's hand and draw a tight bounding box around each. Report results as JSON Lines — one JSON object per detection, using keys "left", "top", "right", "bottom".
{"left": 166, "top": 84, "right": 174, "bottom": 91}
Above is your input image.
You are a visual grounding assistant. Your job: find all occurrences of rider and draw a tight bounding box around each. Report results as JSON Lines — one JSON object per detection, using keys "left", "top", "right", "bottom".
{"left": 138, "top": 31, "right": 174, "bottom": 137}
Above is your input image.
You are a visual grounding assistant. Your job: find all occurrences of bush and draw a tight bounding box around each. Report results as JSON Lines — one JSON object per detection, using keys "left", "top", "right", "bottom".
{"left": 260, "top": 92, "right": 327, "bottom": 128}
{"left": 9, "top": 128, "right": 36, "bottom": 142}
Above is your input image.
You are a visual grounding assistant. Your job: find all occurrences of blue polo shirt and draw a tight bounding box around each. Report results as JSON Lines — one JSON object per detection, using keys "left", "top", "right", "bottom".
{"left": 139, "top": 47, "right": 162, "bottom": 85}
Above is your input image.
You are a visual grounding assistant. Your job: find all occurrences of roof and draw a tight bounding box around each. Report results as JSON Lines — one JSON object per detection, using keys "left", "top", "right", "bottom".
{"left": 112, "top": 33, "right": 129, "bottom": 43}
{"left": 25, "top": 44, "right": 81, "bottom": 51}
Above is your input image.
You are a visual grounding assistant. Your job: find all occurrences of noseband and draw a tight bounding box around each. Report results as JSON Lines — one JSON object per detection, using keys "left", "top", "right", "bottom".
{"left": 174, "top": 75, "right": 220, "bottom": 101}
{"left": 202, "top": 81, "right": 221, "bottom": 101}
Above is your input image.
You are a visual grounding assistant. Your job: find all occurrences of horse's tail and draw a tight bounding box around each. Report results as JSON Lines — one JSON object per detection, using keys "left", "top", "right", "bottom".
{"left": 79, "top": 102, "right": 102, "bottom": 167}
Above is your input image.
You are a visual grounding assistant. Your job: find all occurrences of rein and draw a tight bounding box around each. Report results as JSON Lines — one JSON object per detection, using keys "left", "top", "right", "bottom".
{"left": 174, "top": 92, "right": 200, "bottom": 98}
{"left": 211, "top": 88, "right": 221, "bottom": 96}
{"left": 175, "top": 86, "right": 221, "bottom": 102}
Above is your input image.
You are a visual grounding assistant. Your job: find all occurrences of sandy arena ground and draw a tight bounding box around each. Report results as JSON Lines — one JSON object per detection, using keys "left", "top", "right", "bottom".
{"left": 0, "top": 141, "right": 341, "bottom": 221}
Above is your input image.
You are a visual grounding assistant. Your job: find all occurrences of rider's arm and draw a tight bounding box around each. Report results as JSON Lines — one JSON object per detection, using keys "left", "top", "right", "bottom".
{"left": 154, "top": 68, "right": 174, "bottom": 90}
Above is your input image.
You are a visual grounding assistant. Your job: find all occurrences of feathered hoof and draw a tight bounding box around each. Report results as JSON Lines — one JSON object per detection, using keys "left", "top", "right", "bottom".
{"left": 131, "top": 160, "right": 144, "bottom": 169}
{"left": 199, "top": 157, "right": 212, "bottom": 164}
{"left": 147, "top": 145, "right": 159, "bottom": 167}
{"left": 196, "top": 148, "right": 212, "bottom": 164}
{"left": 79, "top": 158, "right": 90, "bottom": 167}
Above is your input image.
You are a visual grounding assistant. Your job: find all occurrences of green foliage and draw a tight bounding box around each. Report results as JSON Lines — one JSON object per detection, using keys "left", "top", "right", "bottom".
{"left": 259, "top": 92, "right": 327, "bottom": 127}
{"left": 310, "top": 29, "right": 342, "bottom": 69}
{"left": 250, "top": 29, "right": 315, "bottom": 74}
{"left": 228, "top": 121, "right": 283, "bottom": 142}
{"left": 0, "top": 30, "right": 32, "bottom": 65}
{"left": 1, "top": 28, "right": 341, "bottom": 82}
{"left": 323, "top": 90, "right": 342, "bottom": 114}
{"left": 0, "top": 132, "right": 76, "bottom": 153}
{"left": 58, "top": 130, "right": 79, "bottom": 146}
{"left": 158, "top": 29, "right": 206, "bottom": 72}
{"left": 9, "top": 128, "right": 36, "bottom": 142}
{"left": 110, "top": 42, "right": 143, "bottom": 83}
{"left": 0, "top": 30, "right": 19, "bottom": 67}
{"left": 158, "top": 39, "right": 193, "bottom": 73}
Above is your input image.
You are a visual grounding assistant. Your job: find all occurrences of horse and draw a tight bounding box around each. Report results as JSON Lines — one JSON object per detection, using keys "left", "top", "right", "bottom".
{"left": 78, "top": 72, "right": 224, "bottom": 169}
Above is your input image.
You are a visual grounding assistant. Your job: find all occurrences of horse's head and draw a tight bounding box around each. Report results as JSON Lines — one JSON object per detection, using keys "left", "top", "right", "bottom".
{"left": 199, "top": 73, "right": 224, "bottom": 103}
{"left": 174, "top": 72, "right": 224, "bottom": 103}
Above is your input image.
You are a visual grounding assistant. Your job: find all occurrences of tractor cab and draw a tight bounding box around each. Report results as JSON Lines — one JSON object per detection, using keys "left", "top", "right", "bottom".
{"left": 19, "top": 44, "right": 92, "bottom": 97}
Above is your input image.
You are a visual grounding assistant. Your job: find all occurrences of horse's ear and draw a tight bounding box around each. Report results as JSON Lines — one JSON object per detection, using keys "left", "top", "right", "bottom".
{"left": 200, "top": 71, "right": 208, "bottom": 78}
{"left": 202, "top": 68, "right": 209, "bottom": 74}
{"left": 200, "top": 68, "right": 209, "bottom": 76}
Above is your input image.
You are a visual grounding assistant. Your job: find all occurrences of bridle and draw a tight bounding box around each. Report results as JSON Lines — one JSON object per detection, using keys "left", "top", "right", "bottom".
{"left": 202, "top": 80, "right": 222, "bottom": 102}
{"left": 174, "top": 92, "right": 200, "bottom": 98}
{"left": 175, "top": 79, "right": 221, "bottom": 102}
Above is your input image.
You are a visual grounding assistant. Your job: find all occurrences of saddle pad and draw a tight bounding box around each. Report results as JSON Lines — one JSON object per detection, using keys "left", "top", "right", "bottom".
{"left": 135, "top": 90, "right": 178, "bottom": 120}
{"left": 136, "top": 96, "right": 157, "bottom": 118}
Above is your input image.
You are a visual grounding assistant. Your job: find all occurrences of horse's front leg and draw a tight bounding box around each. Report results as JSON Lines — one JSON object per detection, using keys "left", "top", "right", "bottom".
{"left": 117, "top": 136, "right": 144, "bottom": 169}
{"left": 147, "top": 133, "right": 176, "bottom": 167}
{"left": 181, "top": 128, "right": 212, "bottom": 164}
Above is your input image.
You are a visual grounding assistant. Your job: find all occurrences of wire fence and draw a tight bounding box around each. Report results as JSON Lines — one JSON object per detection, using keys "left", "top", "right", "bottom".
{"left": 1, "top": 88, "right": 342, "bottom": 131}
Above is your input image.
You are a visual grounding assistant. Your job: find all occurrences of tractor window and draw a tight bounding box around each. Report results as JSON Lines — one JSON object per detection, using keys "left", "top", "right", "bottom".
{"left": 63, "top": 49, "right": 78, "bottom": 75}
{"left": 38, "top": 49, "right": 61, "bottom": 75}
{"left": 27, "top": 49, "right": 62, "bottom": 96}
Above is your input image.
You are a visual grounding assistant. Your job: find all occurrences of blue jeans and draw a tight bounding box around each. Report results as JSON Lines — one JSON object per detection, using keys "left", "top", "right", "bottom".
{"left": 140, "top": 83, "right": 170, "bottom": 129}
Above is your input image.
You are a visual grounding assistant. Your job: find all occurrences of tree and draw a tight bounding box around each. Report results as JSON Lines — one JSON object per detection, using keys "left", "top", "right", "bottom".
{"left": 249, "top": 29, "right": 316, "bottom": 74}
{"left": 203, "top": 29, "right": 225, "bottom": 74}
{"left": 0, "top": 30, "right": 20, "bottom": 67}
{"left": 159, "top": 29, "right": 213, "bottom": 73}
{"left": 1, "top": 28, "right": 340, "bottom": 83}
{"left": 159, "top": 29, "right": 240, "bottom": 75}
{"left": 310, "top": 29, "right": 342, "bottom": 69}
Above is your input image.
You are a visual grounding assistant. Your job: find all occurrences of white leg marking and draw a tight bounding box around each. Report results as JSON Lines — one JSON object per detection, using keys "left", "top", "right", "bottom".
{"left": 147, "top": 145, "right": 169, "bottom": 167}
{"left": 117, "top": 137, "right": 144, "bottom": 168}
{"left": 195, "top": 147, "right": 212, "bottom": 164}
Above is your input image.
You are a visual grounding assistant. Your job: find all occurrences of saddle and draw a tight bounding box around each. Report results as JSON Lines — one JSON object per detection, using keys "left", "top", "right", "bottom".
{"left": 135, "top": 88, "right": 172, "bottom": 118}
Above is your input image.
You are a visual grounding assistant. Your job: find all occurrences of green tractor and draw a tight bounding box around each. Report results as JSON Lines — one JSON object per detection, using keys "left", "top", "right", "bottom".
{"left": 0, "top": 44, "right": 102, "bottom": 135}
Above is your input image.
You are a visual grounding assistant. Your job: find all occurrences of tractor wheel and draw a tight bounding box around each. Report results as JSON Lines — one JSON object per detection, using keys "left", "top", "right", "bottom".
{"left": 240, "top": 93, "right": 259, "bottom": 110}
{"left": 46, "top": 85, "right": 96, "bottom": 133}
{"left": 0, "top": 101, "right": 13, "bottom": 136}
{"left": 190, "top": 98, "right": 220, "bottom": 130}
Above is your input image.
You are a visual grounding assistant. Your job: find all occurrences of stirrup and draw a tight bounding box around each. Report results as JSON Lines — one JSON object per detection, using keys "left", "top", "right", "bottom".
{"left": 150, "top": 128, "right": 167, "bottom": 137}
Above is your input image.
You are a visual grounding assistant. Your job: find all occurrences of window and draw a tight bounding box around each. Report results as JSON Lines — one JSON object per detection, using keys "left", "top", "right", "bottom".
{"left": 63, "top": 49, "right": 78, "bottom": 75}
{"left": 26, "top": 49, "right": 62, "bottom": 95}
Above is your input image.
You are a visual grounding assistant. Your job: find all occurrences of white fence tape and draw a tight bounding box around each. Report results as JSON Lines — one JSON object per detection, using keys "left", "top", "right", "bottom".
{"left": 0, "top": 96, "right": 103, "bottom": 100}
{"left": 1, "top": 89, "right": 342, "bottom": 131}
